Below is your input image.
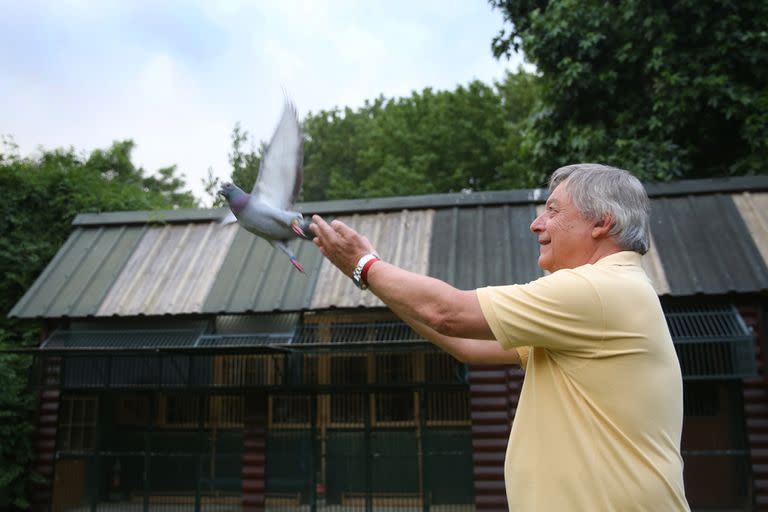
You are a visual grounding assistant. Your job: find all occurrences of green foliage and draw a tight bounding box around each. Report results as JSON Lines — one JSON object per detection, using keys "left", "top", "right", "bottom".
{"left": 228, "top": 71, "right": 540, "bottom": 201}
{"left": 0, "top": 138, "right": 195, "bottom": 510}
{"left": 302, "top": 101, "right": 381, "bottom": 201}
{"left": 297, "top": 70, "right": 541, "bottom": 200}
{"left": 0, "top": 350, "right": 36, "bottom": 510}
{"left": 229, "top": 123, "right": 263, "bottom": 193}
{"left": 489, "top": 0, "right": 768, "bottom": 182}
{"left": 201, "top": 167, "right": 225, "bottom": 208}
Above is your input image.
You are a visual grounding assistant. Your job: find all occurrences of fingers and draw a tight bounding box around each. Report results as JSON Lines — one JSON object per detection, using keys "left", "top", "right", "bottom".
{"left": 329, "top": 219, "right": 355, "bottom": 238}
{"left": 310, "top": 215, "right": 376, "bottom": 275}
{"left": 312, "top": 215, "right": 357, "bottom": 242}
{"left": 309, "top": 214, "right": 331, "bottom": 238}
{"left": 310, "top": 215, "right": 341, "bottom": 255}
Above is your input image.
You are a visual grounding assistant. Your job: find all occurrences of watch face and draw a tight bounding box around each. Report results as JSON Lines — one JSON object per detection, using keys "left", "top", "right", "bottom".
{"left": 352, "top": 253, "right": 378, "bottom": 290}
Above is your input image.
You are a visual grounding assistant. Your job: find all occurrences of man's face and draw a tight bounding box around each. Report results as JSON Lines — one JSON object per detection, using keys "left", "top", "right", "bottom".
{"left": 530, "top": 181, "right": 598, "bottom": 272}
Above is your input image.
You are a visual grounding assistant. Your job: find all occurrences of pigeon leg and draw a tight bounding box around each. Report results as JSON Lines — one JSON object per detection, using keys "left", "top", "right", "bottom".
{"left": 273, "top": 241, "right": 305, "bottom": 273}
{"left": 290, "top": 218, "right": 316, "bottom": 240}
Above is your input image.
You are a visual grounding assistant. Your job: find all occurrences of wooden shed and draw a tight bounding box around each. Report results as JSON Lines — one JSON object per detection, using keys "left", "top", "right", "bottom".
{"left": 9, "top": 176, "right": 768, "bottom": 512}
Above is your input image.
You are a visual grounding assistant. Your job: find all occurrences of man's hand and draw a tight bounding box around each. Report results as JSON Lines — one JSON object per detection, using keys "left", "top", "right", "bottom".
{"left": 310, "top": 215, "right": 494, "bottom": 340}
{"left": 309, "top": 215, "right": 377, "bottom": 276}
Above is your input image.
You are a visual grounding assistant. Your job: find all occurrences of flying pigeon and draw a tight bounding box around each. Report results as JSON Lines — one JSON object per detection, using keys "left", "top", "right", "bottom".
{"left": 219, "top": 100, "right": 313, "bottom": 272}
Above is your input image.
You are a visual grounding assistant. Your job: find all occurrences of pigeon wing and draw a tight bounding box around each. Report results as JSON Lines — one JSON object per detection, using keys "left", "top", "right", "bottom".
{"left": 252, "top": 101, "right": 304, "bottom": 211}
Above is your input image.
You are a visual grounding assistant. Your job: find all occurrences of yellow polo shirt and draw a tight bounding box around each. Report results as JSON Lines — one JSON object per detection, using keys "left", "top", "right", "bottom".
{"left": 476, "top": 251, "right": 689, "bottom": 511}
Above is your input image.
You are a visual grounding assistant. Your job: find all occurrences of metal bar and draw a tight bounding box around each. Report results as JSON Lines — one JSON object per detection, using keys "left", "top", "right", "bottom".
{"left": 195, "top": 393, "right": 204, "bottom": 512}
{"left": 419, "top": 388, "right": 429, "bottom": 512}
{"left": 89, "top": 395, "right": 100, "bottom": 512}
{"left": 143, "top": 393, "right": 154, "bottom": 512}
{"left": 0, "top": 345, "right": 296, "bottom": 355}
{"left": 310, "top": 391, "right": 318, "bottom": 512}
{"left": 365, "top": 393, "right": 372, "bottom": 512}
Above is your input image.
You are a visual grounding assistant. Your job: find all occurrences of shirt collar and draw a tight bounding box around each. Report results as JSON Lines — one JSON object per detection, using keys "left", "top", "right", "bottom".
{"left": 593, "top": 251, "right": 643, "bottom": 267}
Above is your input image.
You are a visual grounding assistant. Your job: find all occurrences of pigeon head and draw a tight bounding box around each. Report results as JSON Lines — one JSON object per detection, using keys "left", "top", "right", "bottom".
{"left": 219, "top": 182, "right": 249, "bottom": 213}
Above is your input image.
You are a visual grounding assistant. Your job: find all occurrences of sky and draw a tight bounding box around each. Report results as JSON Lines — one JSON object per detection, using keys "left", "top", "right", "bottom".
{"left": 0, "top": 0, "right": 526, "bottom": 205}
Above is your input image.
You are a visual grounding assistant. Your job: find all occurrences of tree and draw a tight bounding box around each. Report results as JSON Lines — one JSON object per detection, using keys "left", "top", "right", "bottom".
{"left": 228, "top": 123, "right": 262, "bottom": 194}
{"left": 201, "top": 167, "right": 225, "bottom": 208}
{"left": 298, "top": 70, "right": 541, "bottom": 200}
{"left": 302, "top": 100, "right": 382, "bottom": 201}
{"left": 0, "top": 138, "right": 195, "bottom": 510}
{"left": 229, "top": 71, "right": 540, "bottom": 201}
{"left": 489, "top": 0, "right": 768, "bottom": 183}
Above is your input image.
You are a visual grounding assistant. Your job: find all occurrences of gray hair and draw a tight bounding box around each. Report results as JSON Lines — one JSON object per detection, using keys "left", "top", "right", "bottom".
{"left": 549, "top": 163, "right": 651, "bottom": 254}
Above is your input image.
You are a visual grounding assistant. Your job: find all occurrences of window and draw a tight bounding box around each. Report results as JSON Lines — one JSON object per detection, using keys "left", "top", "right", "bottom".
{"left": 211, "top": 395, "right": 243, "bottom": 428}
{"left": 303, "top": 355, "right": 320, "bottom": 386}
{"left": 160, "top": 393, "right": 201, "bottom": 428}
{"left": 114, "top": 393, "right": 150, "bottom": 427}
{"left": 330, "top": 354, "right": 368, "bottom": 385}
{"left": 426, "top": 391, "right": 471, "bottom": 426}
{"left": 375, "top": 354, "right": 422, "bottom": 383}
{"left": 269, "top": 395, "right": 311, "bottom": 428}
{"left": 214, "top": 355, "right": 283, "bottom": 386}
{"left": 328, "top": 393, "right": 366, "bottom": 427}
{"left": 372, "top": 392, "right": 416, "bottom": 426}
{"left": 425, "top": 352, "right": 461, "bottom": 382}
{"left": 58, "top": 396, "right": 98, "bottom": 451}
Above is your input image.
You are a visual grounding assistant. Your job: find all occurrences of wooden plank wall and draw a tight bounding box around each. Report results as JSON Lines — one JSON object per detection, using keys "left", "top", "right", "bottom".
{"left": 469, "top": 364, "right": 523, "bottom": 511}
{"left": 740, "top": 303, "right": 768, "bottom": 511}
{"left": 31, "top": 357, "right": 62, "bottom": 512}
{"left": 242, "top": 393, "right": 268, "bottom": 512}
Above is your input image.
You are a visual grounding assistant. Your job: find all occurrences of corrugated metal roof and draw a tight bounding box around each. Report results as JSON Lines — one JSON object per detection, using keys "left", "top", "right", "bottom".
{"left": 651, "top": 194, "right": 768, "bottom": 295}
{"left": 10, "top": 226, "right": 147, "bottom": 318}
{"left": 430, "top": 205, "right": 544, "bottom": 289}
{"left": 9, "top": 176, "right": 768, "bottom": 319}
{"left": 733, "top": 192, "right": 768, "bottom": 269}
{"left": 310, "top": 210, "right": 434, "bottom": 309}
{"left": 202, "top": 227, "right": 323, "bottom": 313}
{"left": 640, "top": 234, "right": 672, "bottom": 296}
{"left": 98, "top": 223, "right": 237, "bottom": 316}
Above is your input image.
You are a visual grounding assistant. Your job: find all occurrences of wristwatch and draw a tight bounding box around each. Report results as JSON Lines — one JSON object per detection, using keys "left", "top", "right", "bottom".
{"left": 352, "top": 253, "right": 380, "bottom": 290}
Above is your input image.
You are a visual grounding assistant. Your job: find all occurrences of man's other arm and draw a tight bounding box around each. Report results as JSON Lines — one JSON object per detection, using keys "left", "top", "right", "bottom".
{"left": 390, "top": 304, "right": 520, "bottom": 365}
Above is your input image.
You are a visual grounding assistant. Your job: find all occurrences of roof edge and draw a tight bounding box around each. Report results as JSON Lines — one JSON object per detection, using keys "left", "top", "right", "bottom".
{"left": 644, "top": 175, "right": 768, "bottom": 198}
{"left": 72, "top": 175, "right": 768, "bottom": 226}
{"left": 73, "top": 208, "right": 227, "bottom": 226}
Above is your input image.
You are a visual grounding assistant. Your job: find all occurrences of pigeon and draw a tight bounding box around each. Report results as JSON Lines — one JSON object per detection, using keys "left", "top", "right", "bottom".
{"left": 219, "top": 100, "right": 313, "bottom": 273}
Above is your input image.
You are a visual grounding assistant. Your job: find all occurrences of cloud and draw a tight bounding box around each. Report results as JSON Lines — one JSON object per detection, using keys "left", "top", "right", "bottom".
{"left": 0, "top": 1, "right": 521, "bottom": 203}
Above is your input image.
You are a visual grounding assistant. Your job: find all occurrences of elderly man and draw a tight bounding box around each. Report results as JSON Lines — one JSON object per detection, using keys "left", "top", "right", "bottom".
{"left": 309, "top": 163, "right": 689, "bottom": 511}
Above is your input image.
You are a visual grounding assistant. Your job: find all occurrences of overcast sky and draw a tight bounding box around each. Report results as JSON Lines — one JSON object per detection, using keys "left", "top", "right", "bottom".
{"left": 0, "top": 1, "right": 526, "bottom": 204}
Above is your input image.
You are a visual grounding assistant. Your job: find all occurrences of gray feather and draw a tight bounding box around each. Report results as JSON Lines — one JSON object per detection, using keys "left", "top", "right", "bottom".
{"left": 218, "top": 98, "right": 312, "bottom": 273}
{"left": 252, "top": 100, "right": 303, "bottom": 210}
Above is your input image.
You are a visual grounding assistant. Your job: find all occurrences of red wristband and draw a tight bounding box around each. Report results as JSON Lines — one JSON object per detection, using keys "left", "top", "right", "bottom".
{"left": 360, "top": 257, "right": 380, "bottom": 287}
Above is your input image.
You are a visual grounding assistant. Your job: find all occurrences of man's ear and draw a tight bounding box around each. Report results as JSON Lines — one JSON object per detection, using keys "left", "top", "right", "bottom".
{"left": 592, "top": 214, "right": 613, "bottom": 239}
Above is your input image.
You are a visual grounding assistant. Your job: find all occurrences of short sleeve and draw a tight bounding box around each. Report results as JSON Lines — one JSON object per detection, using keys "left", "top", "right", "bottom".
{"left": 515, "top": 346, "right": 531, "bottom": 370}
{"left": 476, "top": 269, "right": 605, "bottom": 354}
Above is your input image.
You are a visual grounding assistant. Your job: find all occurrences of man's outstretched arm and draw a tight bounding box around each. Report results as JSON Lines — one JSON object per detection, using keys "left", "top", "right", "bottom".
{"left": 309, "top": 215, "right": 495, "bottom": 340}
{"left": 390, "top": 303, "right": 520, "bottom": 365}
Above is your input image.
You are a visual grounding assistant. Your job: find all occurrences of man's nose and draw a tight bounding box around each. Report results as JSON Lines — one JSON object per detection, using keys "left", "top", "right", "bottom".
{"left": 530, "top": 213, "right": 545, "bottom": 233}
